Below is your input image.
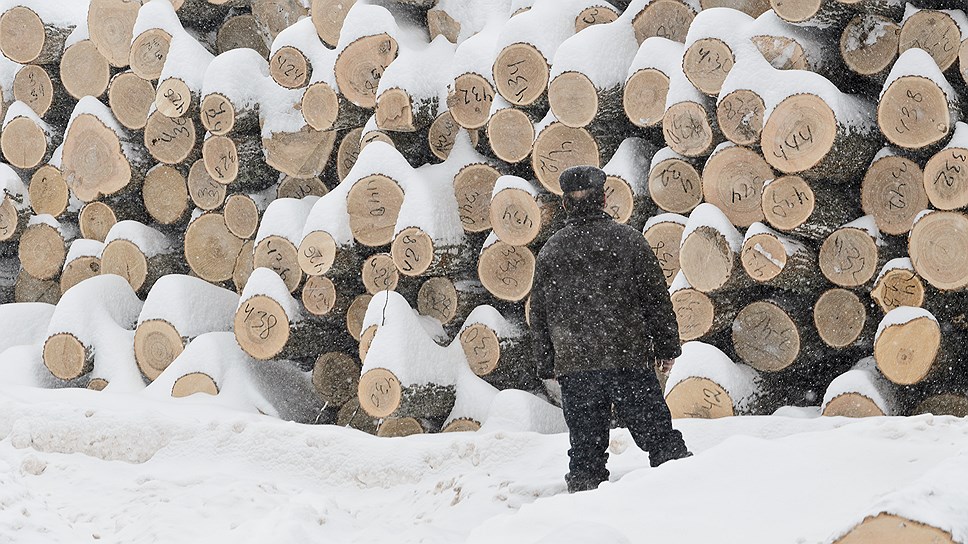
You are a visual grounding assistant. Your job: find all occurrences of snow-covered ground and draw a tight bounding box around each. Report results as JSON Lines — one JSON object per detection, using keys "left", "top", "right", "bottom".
{"left": 1, "top": 385, "right": 966, "bottom": 543}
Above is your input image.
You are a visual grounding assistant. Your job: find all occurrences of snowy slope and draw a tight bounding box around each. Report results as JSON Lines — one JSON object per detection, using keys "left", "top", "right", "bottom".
{"left": 0, "top": 385, "right": 965, "bottom": 543}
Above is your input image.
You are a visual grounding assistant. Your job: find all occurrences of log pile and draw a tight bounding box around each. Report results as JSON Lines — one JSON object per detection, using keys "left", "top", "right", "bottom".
{"left": 2, "top": 0, "right": 967, "bottom": 480}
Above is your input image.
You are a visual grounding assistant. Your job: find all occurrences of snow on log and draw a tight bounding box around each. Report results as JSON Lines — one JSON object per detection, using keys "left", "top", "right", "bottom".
{"left": 681, "top": 8, "right": 753, "bottom": 97}
{"left": 456, "top": 305, "right": 538, "bottom": 391}
{"left": 1, "top": 101, "right": 58, "bottom": 170}
{"left": 478, "top": 231, "right": 535, "bottom": 302}
{"left": 441, "top": 365, "right": 500, "bottom": 433}
{"left": 343, "top": 140, "right": 411, "bottom": 247}
{"left": 741, "top": 222, "right": 822, "bottom": 293}
{"left": 60, "top": 239, "right": 102, "bottom": 295}
{"left": 761, "top": 174, "right": 856, "bottom": 242}
{"left": 870, "top": 257, "right": 925, "bottom": 314}
{"left": 376, "top": 37, "right": 454, "bottom": 133}
{"left": 669, "top": 271, "right": 739, "bottom": 342}
{"left": 878, "top": 47, "right": 960, "bottom": 153}
{"left": 840, "top": 13, "right": 900, "bottom": 83}
{"left": 861, "top": 147, "right": 928, "bottom": 235}
{"left": 42, "top": 274, "right": 143, "bottom": 385}
{"left": 873, "top": 306, "right": 947, "bottom": 385}
{"left": 254, "top": 196, "right": 319, "bottom": 292}
{"left": 260, "top": 88, "right": 336, "bottom": 179}
{"left": 146, "top": 331, "right": 326, "bottom": 424}
{"left": 416, "top": 277, "right": 487, "bottom": 328}
{"left": 446, "top": 20, "right": 503, "bottom": 130}
{"left": 19, "top": 214, "right": 75, "bottom": 281}
{"left": 665, "top": 341, "right": 762, "bottom": 418}
{"left": 647, "top": 147, "right": 702, "bottom": 215}
{"left": 200, "top": 48, "right": 270, "bottom": 136}
{"left": 107, "top": 71, "right": 155, "bottom": 131}
{"left": 100, "top": 220, "right": 182, "bottom": 296}
{"left": 155, "top": 25, "right": 216, "bottom": 120}
{"left": 818, "top": 216, "right": 884, "bottom": 289}
{"left": 357, "top": 289, "right": 460, "bottom": 423}
{"left": 268, "top": 17, "right": 327, "bottom": 90}
{"left": 909, "top": 210, "right": 968, "bottom": 291}
{"left": 310, "top": 0, "right": 356, "bottom": 48}
{"left": 134, "top": 275, "right": 239, "bottom": 381}
{"left": 0, "top": 1, "right": 87, "bottom": 65}
{"left": 643, "top": 212, "right": 687, "bottom": 285}
{"left": 897, "top": 6, "right": 967, "bottom": 76}
{"left": 251, "top": 0, "right": 308, "bottom": 46}
{"left": 299, "top": 180, "right": 362, "bottom": 278}
{"left": 813, "top": 287, "right": 874, "bottom": 350}
{"left": 602, "top": 137, "right": 656, "bottom": 228}
{"left": 821, "top": 357, "right": 898, "bottom": 417}
{"left": 548, "top": 15, "right": 638, "bottom": 129}
{"left": 701, "top": 142, "right": 771, "bottom": 227}
{"left": 478, "top": 388, "right": 566, "bottom": 434}
{"left": 332, "top": 3, "right": 401, "bottom": 110}
{"left": 678, "top": 202, "right": 751, "bottom": 293}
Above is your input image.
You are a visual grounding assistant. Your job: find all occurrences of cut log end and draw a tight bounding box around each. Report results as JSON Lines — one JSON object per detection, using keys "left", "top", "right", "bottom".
{"left": 417, "top": 277, "right": 458, "bottom": 324}
{"left": 717, "top": 89, "right": 765, "bottom": 147}
{"left": 460, "top": 322, "right": 502, "bottom": 376}
{"left": 223, "top": 194, "right": 259, "bottom": 240}
{"left": 134, "top": 319, "right": 185, "bottom": 381}
{"left": 649, "top": 158, "right": 702, "bottom": 214}
{"left": 298, "top": 231, "right": 338, "bottom": 277}
{"left": 61, "top": 256, "right": 100, "bottom": 294}
{"left": 337, "top": 127, "right": 363, "bottom": 182}
{"left": 492, "top": 43, "right": 549, "bottom": 107}
{"left": 751, "top": 36, "right": 808, "bottom": 71}
{"left": 302, "top": 83, "right": 339, "bottom": 132}
{"left": 254, "top": 236, "right": 302, "bottom": 292}
{"left": 391, "top": 227, "right": 435, "bottom": 277}
{"left": 666, "top": 377, "right": 735, "bottom": 419}
{"left": 478, "top": 241, "right": 535, "bottom": 302}
{"left": 910, "top": 211, "right": 968, "bottom": 291}
{"left": 429, "top": 111, "right": 479, "bottom": 161}
{"left": 670, "top": 288, "right": 715, "bottom": 342}
{"left": 871, "top": 267, "right": 925, "bottom": 314}
{"left": 61, "top": 40, "right": 111, "bottom": 100}
{"left": 188, "top": 160, "right": 228, "bottom": 211}
{"left": 334, "top": 33, "right": 398, "bottom": 109}
{"left": 79, "top": 201, "right": 117, "bottom": 242}
{"left": 362, "top": 253, "right": 399, "bottom": 295}
{"left": 312, "top": 351, "right": 360, "bottom": 406}
{"left": 448, "top": 73, "right": 494, "bottom": 130}
{"left": 548, "top": 71, "right": 598, "bottom": 128}
{"left": 359, "top": 325, "right": 376, "bottom": 363}
{"left": 302, "top": 274, "right": 338, "bottom": 316}
{"left": 532, "top": 123, "right": 599, "bottom": 194}
{"left": 454, "top": 163, "right": 500, "bottom": 233}
{"left": 761, "top": 94, "right": 836, "bottom": 174}
{"left": 819, "top": 228, "right": 879, "bottom": 288}
{"left": 878, "top": 76, "right": 951, "bottom": 151}
{"left": 101, "top": 239, "right": 150, "bottom": 293}
{"left": 741, "top": 233, "right": 788, "bottom": 283}
{"left": 761, "top": 175, "right": 815, "bottom": 233}
{"left": 0, "top": 197, "right": 20, "bottom": 242}
{"left": 129, "top": 28, "right": 172, "bottom": 81}
{"left": 171, "top": 372, "right": 219, "bottom": 398}
{"left": 632, "top": 0, "right": 696, "bottom": 44}
{"left": 702, "top": 146, "right": 769, "bottom": 227}
{"left": 270, "top": 46, "right": 311, "bottom": 89}
{"left": 732, "top": 300, "right": 800, "bottom": 372}
{"left": 1, "top": 116, "right": 48, "bottom": 170}
{"left": 88, "top": 0, "right": 141, "bottom": 68}
{"left": 156, "top": 77, "right": 194, "bottom": 119}
{"left": 109, "top": 72, "right": 155, "bottom": 130}
{"left": 200, "top": 93, "right": 236, "bottom": 136}
{"left": 278, "top": 176, "right": 327, "bottom": 200}
{"left": 898, "top": 10, "right": 961, "bottom": 73}
{"left": 487, "top": 108, "right": 535, "bottom": 164}
{"left": 347, "top": 175, "right": 405, "bottom": 247}
{"left": 814, "top": 288, "right": 867, "bottom": 349}
{"left": 184, "top": 213, "right": 244, "bottom": 283}
{"left": 19, "top": 223, "right": 66, "bottom": 280}
{"left": 376, "top": 88, "right": 416, "bottom": 132}
{"left": 840, "top": 15, "right": 900, "bottom": 77}
{"left": 143, "top": 165, "right": 189, "bottom": 225}
{"left": 663, "top": 101, "right": 715, "bottom": 158}
{"left": 63, "top": 114, "right": 131, "bottom": 202}
{"left": 0, "top": 6, "right": 46, "bottom": 64}
{"left": 683, "top": 38, "right": 735, "bottom": 97}
{"left": 145, "top": 112, "right": 197, "bottom": 165}
{"left": 624, "top": 68, "right": 670, "bottom": 128}
{"left": 490, "top": 187, "right": 542, "bottom": 246}
{"left": 863, "top": 155, "right": 927, "bottom": 234}
{"left": 874, "top": 315, "right": 940, "bottom": 385}
{"left": 644, "top": 220, "right": 685, "bottom": 286}
{"left": 29, "top": 166, "right": 69, "bottom": 218}
{"left": 358, "top": 367, "right": 402, "bottom": 418}
{"left": 202, "top": 136, "right": 240, "bottom": 184}
{"left": 924, "top": 148, "right": 968, "bottom": 211}
{"left": 14, "top": 65, "right": 54, "bottom": 118}
{"left": 43, "top": 332, "right": 90, "bottom": 381}
{"left": 834, "top": 513, "right": 956, "bottom": 544}
{"left": 679, "top": 226, "right": 736, "bottom": 293}
{"left": 346, "top": 294, "right": 372, "bottom": 341}
{"left": 604, "top": 176, "right": 636, "bottom": 225}
{"left": 377, "top": 417, "right": 425, "bottom": 437}
{"left": 88, "top": 378, "right": 108, "bottom": 391}
{"left": 234, "top": 294, "right": 292, "bottom": 360}
{"left": 442, "top": 418, "right": 481, "bottom": 433}
{"left": 822, "top": 394, "right": 885, "bottom": 418}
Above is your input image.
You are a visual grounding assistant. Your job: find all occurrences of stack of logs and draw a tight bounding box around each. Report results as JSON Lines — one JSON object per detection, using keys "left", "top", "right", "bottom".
{"left": 4, "top": 0, "right": 968, "bottom": 449}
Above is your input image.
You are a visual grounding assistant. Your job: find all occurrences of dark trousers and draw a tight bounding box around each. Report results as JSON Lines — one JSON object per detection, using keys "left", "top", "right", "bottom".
{"left": 558, "top": 367, "right": 688, "bottom": 491}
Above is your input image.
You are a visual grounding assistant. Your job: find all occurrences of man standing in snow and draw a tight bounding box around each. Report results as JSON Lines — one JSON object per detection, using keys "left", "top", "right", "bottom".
{"left": 529, "top": 165, "right": 690, "bottom": 493}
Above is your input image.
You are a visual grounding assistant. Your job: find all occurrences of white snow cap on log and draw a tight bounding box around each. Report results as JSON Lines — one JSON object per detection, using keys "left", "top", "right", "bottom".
{"left": 881, "top": 47, "right": 957, "bottom": 101}
{"left": 682, "top": 203, "right": 744, "bottom": 252}
{"left": 669, "top": 270, "right": 691, "bottom": 294}
{"left": 875, "top": 306, "right": 938, "bottom": 343}
{"left": 458, "top": 305, "right": 523, "bottom": 338}
{"left": 649, "top": 146, "right": 689, "bottom": 170}
{"left": 663, "top": 48, "right": 703, "bottom": 110}
{"left": 1, "top": 0, "right": 90, "bottom": 28}
{"left": 2, "top": 100, "right": 48, "bottom": 132}
{"left": 0, "top": 161, "right": 26, "bottom": 203}
{"left": 436, "top": 0, "right": 513, "bottom": 44}
{"left": 493, "top": 0, "right": 595, "bottom": 62}
{"left": 448, "top": 20, "right": 504, "bottom": 86}
{"left": 0, "top": 302, "right": 55, "bottom": 354}
{"left": 255, "top": 196, "right": 320, "bottom": 246}
{"left": 821, "top": 357, "right": 897, "bottom": 416}
{"left": 344, "top": 140, "right": 416, "bottom": 189}
{"left": 627, "top": 37, "right": 684, "bottom": 81}
{"left": 102, "top": 221, "right": 172, "bottom": 258}
{"left": 443, "top": 365, "right": 500, "bottom": 428}
{"left": 875, "top": 257, "right": 916, "bottom": 283}
{"left": 28, "top": 214, "right": 77, "bottom": 241}
{"left": 841, "top": 215, "right": 884, "bottom": 246}
{"left": 492, "top": 174, "right": 539, "bottom": 198}
{"left": 940, "top": 120, "right": 968, "bottom": 150}
{"left": 479, "top": 389, "right": 566, "bottom": 434}
{"left": 144, "top": 331, "right": 324, "bottom": 423}
{"left": 378, "top": 35, "right": 456, "bottom": 107}
{"left": 300, "top": 184, "right": 355, "bottom": 248}
{"left": 744, "top": 222, "right": 806, "bottom": 257}
{"left": 239, "top": 268, "right": 302, "bottom": 323}
{"left": 337, "top": 3, "right": 401, "bottom": 50}
{"left": 64, "top": 239, "right": 103, "bottom": 267}
{"left": 0, "top": 53, "right": 21, "bottom": 103}
{"left": 361, "top": 290, "right": 463, "bottom": 387}
{"left": 643, "top": 212, "right": 688, "bottom": 232}
{"left": 550, "top": 16, "right": 639, "bottom": 89}
{"left": 665, "top": 341, "right": 761, "bottom": 414}
{"left": 683, "top": 7, "right": 754, "bottom": 50}
{"left": 259, "top": 85, "right": 307, "bottom": 136}
{"left": 901, "top": 4, "right": 968, "bottom": 36}
{"left": 138, "top": 275, "right": 240, "bottom": 336}
{"left": 604, "top": 137, "right": 654, "bottom": 196}
{"left": 201, "top": 48, "right": 272, "bottom": 108}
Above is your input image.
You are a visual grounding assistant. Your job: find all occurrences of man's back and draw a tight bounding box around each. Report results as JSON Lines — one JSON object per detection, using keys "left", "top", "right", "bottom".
{"left": 531, "top": 211, "right": 680, "bottom": 377}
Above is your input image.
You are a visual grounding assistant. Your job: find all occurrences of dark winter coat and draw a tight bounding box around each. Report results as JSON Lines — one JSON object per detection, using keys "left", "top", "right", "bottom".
{"left": 530, "top": 210, "right": 681, "bottom": 378}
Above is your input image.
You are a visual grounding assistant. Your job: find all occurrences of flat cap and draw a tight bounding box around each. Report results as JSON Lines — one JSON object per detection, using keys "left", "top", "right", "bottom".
{"left": 559, "top": 165, "right": 606, "bottom": 193}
